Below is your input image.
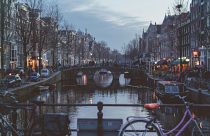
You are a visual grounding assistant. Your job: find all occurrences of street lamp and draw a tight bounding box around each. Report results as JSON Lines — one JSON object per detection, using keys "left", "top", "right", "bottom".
{"left": 176, "top": 3, "right": 183, "bottom": 81}
{"left": 73, "top": 33, "right": 77, "bottom": 65}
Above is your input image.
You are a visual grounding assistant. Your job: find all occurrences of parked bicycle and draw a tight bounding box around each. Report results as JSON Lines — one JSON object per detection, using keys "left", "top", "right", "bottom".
{"left": 118, "top": 96, "right": 208, "bottom": 136}
{"left": 0, "top": 99, "right": 71, "bottom": 136}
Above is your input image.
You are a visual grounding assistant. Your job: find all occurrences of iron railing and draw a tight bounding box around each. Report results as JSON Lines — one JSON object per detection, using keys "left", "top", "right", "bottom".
{"left": 1, "top": 101, "right": 210, "bottom": 136}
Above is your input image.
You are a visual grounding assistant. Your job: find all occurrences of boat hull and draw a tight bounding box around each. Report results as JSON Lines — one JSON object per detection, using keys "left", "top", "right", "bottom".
{"left": 156, "top": 92, "right": 189, "bottom": 104}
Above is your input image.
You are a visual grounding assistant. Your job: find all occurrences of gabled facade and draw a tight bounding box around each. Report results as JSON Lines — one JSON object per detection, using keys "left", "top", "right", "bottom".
{"left": 142, "top": 23, "right": 161, "bottom": 62}
{"left": 190, "top": 0, "right": 210, "bottom": 70}
{"left": 0, "top": 0, "right": 17, "bottom": 70}
{"left": 160, "top": 15, "right": 177, "bottom": 60}
{"left": 177, "top": 12, "right": 191, "bottom": 62}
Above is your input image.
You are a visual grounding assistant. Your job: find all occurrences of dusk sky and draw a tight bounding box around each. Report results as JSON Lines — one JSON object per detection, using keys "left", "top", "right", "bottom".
{"left": 58, "top": 0, "right": 175, "bottom": 51}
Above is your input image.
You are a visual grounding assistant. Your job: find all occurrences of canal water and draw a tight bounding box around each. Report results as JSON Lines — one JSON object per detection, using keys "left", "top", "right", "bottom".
{"left": 30, "top": 73, "right": 210, "bottom": 135}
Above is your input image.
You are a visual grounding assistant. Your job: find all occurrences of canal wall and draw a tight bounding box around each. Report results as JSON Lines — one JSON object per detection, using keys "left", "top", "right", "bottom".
{"left": 9, "top": 71, "right": 61, "bottom": 100}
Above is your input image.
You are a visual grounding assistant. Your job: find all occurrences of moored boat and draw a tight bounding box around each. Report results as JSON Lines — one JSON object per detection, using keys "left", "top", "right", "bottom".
{"left": 155, "top": 80, "right": 188, "bottom": 103}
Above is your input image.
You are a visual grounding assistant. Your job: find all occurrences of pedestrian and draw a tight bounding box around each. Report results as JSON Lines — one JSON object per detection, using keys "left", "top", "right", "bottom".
{"left": 19, "top": 70, "right": 24, "bottom": 79}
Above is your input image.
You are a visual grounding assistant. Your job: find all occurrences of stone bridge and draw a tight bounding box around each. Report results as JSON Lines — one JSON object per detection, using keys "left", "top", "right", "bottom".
{"left": 61, "top": 66, "right": 147, "bottom": 85}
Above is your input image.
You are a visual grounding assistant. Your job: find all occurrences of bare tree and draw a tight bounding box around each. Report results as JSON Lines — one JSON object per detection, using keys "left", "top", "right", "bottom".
{"left": 15, "top": 0, "right": 42, "bottom": 72}
{"left": 92, "top": 41, "right": 108, "bottom": 63}
{"left": 172, "top": 0, "right": 189, "bottom": 15}
{"left": 37, "top": 1, "right": 64, "bottom": 72}
{"left": 58, "top": 22, "right": 74, "bottom": 66}
{"left": 110, "top": 49, "right": 121, "bottom": 63}
{"left": 124, "top": 38, "right": 139, "bottom": 61}
{"left": 1, "top": 0, "right": 17, "bottom": 74}
{"left": 46, "top": 3, "right": 62, "bottom": 67}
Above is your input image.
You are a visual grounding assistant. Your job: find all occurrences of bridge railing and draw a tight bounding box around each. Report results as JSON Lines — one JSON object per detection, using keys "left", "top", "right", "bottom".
{"left": 2, "top": 101, "right": 210, "bottom": 135}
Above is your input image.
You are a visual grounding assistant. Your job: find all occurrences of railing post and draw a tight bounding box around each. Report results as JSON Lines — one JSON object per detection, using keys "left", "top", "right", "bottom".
{"left": 38, "top": 101, "right": 45, "bottom": 135}
{"left": 12, "top": 109, "right": 17, "bottom": 136}
{"left": 97, "top": 101, "right": 103, "bottom": 136}
{"left": 32, "top": 100, "right": 45, "bottom": 135}
{"left": 24, "top": 108, "right": 28, "bottom": 136}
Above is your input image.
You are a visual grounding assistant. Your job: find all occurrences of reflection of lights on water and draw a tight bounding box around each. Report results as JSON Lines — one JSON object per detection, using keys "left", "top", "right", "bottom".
{"left": 82, "top": 75, "right": 87, "bottom": 85}
{"left": 89, "top": 98, "right": 93, "bottom": 104}
{"left": 101, "top": 75, "right": 104, "bottom": 80}
{"left": 93, "top": 69, "right": 113, "bottom": 88}
{"left": 119, "top": 74, "right": 131, "bottom": 86}
{"left": 37, "top": 96, "right": 41, "bottom": 100}
{"left": 76, "top": 74, "right": 88, "bottom": 85}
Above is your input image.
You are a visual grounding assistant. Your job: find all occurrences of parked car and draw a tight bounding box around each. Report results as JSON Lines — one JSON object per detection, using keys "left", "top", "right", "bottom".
{"left": 4, "top": 74, "right": 22, "bottom": 88}
{"left": 15, "top": 67, "right": 25, "bottom": 78}
{"left": 29, "top": 72, "right": 40, "bottom": 82}
{"left": 41, "top": 69, "right": 50, "bottom": 77}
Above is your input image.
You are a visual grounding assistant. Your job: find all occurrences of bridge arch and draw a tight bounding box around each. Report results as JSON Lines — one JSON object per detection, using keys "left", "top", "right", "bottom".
{"left": 61, "top": 66, "right": 147, "bottom": 86}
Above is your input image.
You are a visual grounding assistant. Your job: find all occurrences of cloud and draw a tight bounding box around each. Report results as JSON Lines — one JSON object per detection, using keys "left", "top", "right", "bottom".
{"left": 59, "top": 0, "right": 150, "bottom": 50}
{"left": 64, "top": 0, "right": 148, "bottom": 29}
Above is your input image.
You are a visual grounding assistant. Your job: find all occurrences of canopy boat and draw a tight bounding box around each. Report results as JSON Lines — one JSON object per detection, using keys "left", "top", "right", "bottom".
{"left": 155, "top": 81, "right": 188, "bottom": 103}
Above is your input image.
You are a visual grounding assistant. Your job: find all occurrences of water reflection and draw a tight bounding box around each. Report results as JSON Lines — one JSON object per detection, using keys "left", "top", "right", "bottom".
{"left": 93, "top": 69, "right": 113, "bottom": 88}
{"left": 29, "top": 83, "right": 210, "bottom": 136}
{"left": 32, "top": 85, "right": 155, "bottom": 131}
{"left": 119, "top": 74, "right": 131, "bottom": 86}
{"left": 76, "top": 71, "right": 87, "bottom": 85}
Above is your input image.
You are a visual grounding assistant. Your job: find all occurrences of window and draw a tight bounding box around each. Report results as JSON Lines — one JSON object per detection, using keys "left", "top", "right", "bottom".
{"left": 207, "top": 16, "right": 210, "bottom": 27}
{"left": 11, "top": 46, "right": 17, "bottom": 61}
{"left": 165, "top": 85, "right": 179, "bottom": 93}
{"left": 207, "top": 1, "right": 210, "bottom": 13}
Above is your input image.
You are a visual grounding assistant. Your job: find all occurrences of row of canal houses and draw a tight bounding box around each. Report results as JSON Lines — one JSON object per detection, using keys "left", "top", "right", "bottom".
{"left": 0, "top": 1, "right": 105, "bottom": 72}
{"left": 139, "top": 0, "right": 210, "bottom": 74}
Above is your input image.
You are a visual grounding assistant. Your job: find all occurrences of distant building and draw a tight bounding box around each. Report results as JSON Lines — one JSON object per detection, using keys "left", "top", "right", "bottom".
{"left": 160, "top": 15, "right": 177, "bottom": 60}
{"left": 190, "top": 0, "right": 210, "bottom": 70}
{"left": 41, "top": 17, "right": 58, "bottom": 68}
{"left": 0, "top": 0, "right": 17, "bottom": 69}
{"left": 176, "top": 12, "right": 191, "bottom": 64}
{"left": 141, "top": 22, "right": 161, "bottom": 62}
{"left": 15, "top": 2, "right": 30, "bottom": 68}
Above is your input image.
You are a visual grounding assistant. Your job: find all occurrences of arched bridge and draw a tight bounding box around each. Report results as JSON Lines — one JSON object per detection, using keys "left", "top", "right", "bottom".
{"left": 61, "top": 65, "right": 147, "bottom": 85}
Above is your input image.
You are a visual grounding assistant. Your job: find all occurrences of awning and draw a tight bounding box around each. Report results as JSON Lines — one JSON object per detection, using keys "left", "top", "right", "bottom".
{"left": 171, "top": 58, "right": 189, "bottom": 65}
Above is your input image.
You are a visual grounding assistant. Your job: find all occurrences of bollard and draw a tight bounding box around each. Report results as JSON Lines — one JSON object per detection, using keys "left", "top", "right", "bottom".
{"left": 97, "top": 101, "right": 104, "bottom": 136}
{"left": 12, "top": 109, "right": 17, "bottom": 136}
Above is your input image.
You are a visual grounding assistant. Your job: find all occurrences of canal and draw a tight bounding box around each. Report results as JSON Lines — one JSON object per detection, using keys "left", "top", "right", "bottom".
{"left": 27, "top": 73, "right": 210, "bottom": 135}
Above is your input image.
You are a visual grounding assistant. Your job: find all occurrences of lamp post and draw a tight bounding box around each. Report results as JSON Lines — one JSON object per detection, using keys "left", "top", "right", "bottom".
{"left": 73, "top": 34, "right": 77, "bottom": 65}
{"left": 0, "top": 0, "right": 5, "bottom": 77}
{"left": 176, "top": 3, "right": 183, "bottom": 81}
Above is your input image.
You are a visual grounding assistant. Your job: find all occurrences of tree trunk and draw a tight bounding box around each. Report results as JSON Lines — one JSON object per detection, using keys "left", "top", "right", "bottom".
{"left": 23, "top": 42, "right": 28, "bottom": 74}
{"left": 39, "top": 50, "right": 42, "bottom": 74}
{"left": 1, "top": 0, "right": 5, "bottom": 77}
